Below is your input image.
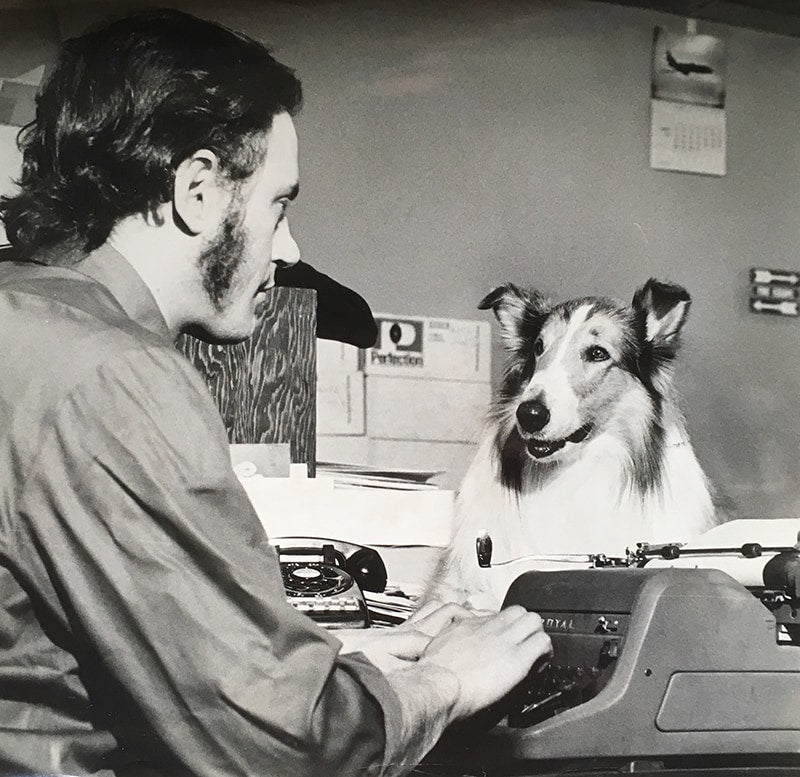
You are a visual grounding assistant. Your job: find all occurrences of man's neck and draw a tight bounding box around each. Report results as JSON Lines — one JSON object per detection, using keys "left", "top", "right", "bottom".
{"left": 107, "top": 216, "right": 199, "bottom": 339}
{"left": 73, "top": 245, "right": 172, "bottom": 342}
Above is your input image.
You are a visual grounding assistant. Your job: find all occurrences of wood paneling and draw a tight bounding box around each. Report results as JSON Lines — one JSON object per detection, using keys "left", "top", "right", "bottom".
{"left": 177, "top": 287, "right": 317, "bottom": 475}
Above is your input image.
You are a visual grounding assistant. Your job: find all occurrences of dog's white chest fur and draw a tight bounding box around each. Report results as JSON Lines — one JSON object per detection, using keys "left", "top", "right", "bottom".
{"left": 503, "top": 430, "right": 710, "bottom": 556}
{"left": 433, "top": 426, "right": 714, "bottom": 608}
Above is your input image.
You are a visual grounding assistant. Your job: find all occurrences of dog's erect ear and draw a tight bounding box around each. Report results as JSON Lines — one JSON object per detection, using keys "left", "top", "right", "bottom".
{"left": 478, "top": 283, "right": 549, "bottom": 351}
{"left": 477, "top": 285, "right": 513, "bottom": 312}
{"left": 632, "top": 278, "right": 691, "bottom": 353}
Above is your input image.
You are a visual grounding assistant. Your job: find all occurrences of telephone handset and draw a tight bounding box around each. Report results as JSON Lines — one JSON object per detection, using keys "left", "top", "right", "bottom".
{"left": 275, "top": 537, "right": 387, "bottom": 629}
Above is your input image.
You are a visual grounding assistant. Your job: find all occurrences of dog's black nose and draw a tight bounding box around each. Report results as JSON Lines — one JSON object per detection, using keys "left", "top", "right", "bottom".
{"left": 516, "top": 400, "right": 550, "bottom": 433}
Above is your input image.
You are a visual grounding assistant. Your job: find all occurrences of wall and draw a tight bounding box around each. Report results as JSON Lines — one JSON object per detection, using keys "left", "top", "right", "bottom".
{"left": 7, "top": 0, "right": 800, "bottom": 520}
{"left": 0, "top": 4, "right": 60, "bottom": 242}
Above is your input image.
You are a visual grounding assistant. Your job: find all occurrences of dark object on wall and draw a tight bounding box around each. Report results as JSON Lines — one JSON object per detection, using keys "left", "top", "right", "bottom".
{"left": 177, "top": 287, "right": 317, "bottom": 475}
{"left": 274, "top": 260, "right": 377, "bottom": 348}
{"left": 749, "top": 267, "right": 800, "bottom": 316}
{"left": 665, "top": 49, "right": 714, "bottom": 76}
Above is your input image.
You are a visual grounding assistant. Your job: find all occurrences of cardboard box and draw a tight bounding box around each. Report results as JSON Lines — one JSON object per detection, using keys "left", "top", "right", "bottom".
{"left": 367, "top": 314, "right": 491, "bottom": 381}
{"left": 317, "top": 371, "right": 365, "bottom": 436}
{"left": 316, "top": 340, "right": 365, "bottom": 436}
{"left": 365, "top": 375, "right": 489, "bottom": 443}
{"left": 316, "top": 434, "right": 370, "bottom": 464}
{"left": 316, "top": 339, "right": 363, "bottom": 375}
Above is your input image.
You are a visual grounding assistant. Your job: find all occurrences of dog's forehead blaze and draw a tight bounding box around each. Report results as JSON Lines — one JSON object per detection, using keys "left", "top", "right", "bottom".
{"left": 540, "top": 303, "right": 601, "bottom": 345}
{"left": 581, "top": 309, "right": 630, "bottom": 349}
{"left": 539, "top": 304, "right": 629, "bottom": 363}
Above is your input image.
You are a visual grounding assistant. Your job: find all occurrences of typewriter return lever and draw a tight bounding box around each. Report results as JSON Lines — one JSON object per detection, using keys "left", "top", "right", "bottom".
{"left": 760, "top": 532, "right": 800, "bottom": 645}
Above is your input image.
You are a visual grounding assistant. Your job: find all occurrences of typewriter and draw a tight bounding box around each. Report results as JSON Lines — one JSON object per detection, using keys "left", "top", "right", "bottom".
{"left": 425, "top": 521, "right": 800, "bottom": 776}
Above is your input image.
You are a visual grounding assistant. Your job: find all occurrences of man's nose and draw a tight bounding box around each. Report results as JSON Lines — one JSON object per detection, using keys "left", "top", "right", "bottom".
{"left": 272, "top": 219, "right": 300, "bottom": 267}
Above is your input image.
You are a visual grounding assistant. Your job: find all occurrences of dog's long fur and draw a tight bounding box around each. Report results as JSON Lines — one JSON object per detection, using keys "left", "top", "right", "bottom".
{"left": 428, "top": 279, "right": 717, "bottom": 608}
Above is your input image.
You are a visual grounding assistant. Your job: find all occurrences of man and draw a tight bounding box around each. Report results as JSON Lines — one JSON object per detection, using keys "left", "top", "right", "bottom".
{"left": 0, "top": 10, "right": 550, "bottom": 776}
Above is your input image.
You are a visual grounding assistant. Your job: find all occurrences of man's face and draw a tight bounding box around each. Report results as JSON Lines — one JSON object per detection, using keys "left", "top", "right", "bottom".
{"left": 196, "top": 111, "right": 300, "bottom": 342}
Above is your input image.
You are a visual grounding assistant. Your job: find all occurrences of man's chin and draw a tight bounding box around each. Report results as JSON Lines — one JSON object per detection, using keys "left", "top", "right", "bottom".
{"left": 181, "top": 319, "right": 255, "bottom": 345}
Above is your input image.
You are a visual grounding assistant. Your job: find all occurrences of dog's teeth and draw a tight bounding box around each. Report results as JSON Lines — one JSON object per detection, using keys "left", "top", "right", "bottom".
{"left": 527, "top": 439, "right": 566, "bottom": 458}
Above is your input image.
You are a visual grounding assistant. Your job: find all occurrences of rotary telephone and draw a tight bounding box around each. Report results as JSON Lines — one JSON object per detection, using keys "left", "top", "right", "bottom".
{"left": 276, "top": 537, "right": 388, "bottom": 629}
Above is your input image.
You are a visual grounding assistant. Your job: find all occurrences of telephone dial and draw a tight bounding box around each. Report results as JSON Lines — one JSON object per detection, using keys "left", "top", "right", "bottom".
{"left": 276, "top": 537, "right": 387, "bottom": 629}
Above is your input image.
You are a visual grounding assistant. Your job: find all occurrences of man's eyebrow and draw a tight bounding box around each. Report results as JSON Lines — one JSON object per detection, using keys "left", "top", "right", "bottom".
{"left": 276, "top": 183, "right": 299, "bottom": 201}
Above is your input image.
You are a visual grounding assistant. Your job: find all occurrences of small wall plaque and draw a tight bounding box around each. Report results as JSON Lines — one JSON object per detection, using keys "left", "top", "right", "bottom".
{"left": 749, "top": 268, "right": 799, "bottom": 316}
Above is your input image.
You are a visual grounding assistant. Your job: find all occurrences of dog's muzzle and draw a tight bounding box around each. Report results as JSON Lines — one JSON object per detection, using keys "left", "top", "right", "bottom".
{"left": 523, "top": 423, "right": 593, "bottom": 459}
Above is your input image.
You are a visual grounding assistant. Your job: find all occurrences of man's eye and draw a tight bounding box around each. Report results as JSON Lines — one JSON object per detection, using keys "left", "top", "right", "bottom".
{"left": 586, "top": 345, "right": 610, "bottom": 362}
{"left": 533, "top": 338, "right": 544, "bottom": 357}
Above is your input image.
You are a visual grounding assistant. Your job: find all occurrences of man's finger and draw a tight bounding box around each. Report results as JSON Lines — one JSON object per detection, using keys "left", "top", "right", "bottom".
{"left": 372, "top": 629, "right": 431, "bottom": 660}
{"left": 406, "top": 599, "right": 447, "bottom": 624}
{"left": 516, "top": 632, "right": 554, "bottom": 673}
{"left": 489, "top": 605, "right": 534, "bottom": 630}
{"left": 464, "top": 593, "right": 501, "bottom": 613}
{"left": 406, "top": 601, "right": 476, "bottom": 636}
{"left": 521, "top": 629, "right": 553, "bottom": 658}
{"left": 494, "top": 610, "right": 545, "bottom": 644}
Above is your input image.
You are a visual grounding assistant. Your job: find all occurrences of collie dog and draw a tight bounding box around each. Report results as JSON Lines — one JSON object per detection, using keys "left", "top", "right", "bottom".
{"left": 428, "top": 278, "right": 717, "bottom": 608}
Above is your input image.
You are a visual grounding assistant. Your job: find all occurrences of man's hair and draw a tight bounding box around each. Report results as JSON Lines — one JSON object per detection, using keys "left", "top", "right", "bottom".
{"left": 0, "top": 9, "right": 302, "bottom": 259}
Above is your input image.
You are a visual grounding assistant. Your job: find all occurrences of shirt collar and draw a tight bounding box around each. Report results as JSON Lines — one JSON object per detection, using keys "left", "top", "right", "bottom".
{"left": 74, "top": 244, "right": 172, "bottom": 342}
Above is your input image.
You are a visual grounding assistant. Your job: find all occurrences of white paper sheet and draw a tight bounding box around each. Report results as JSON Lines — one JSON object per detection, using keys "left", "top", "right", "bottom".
{"left": 238, "top": 474, "right": 455, "bottom": 547}
{"left": 650, "top": 98, "right": 726, "bottom": 176}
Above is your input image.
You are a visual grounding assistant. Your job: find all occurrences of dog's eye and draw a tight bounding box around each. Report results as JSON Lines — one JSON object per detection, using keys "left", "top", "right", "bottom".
{"left": 586, "top": 345, "right": 610, "bottom": 362}
{"left": 534, "top": 338, "right": 544, "bottom": 357}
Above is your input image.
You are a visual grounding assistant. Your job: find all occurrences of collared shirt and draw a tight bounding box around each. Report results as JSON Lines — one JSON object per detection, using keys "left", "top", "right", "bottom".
{"left": 0, "top": 246, "right": 404, "bottom": 776}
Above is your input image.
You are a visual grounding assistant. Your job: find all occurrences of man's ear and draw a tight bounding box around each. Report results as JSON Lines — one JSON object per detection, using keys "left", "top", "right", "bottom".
{"left": 478, "top": 283, "right": 548, "bottom": 352}
{"left": 172, "top": 150, "right": 224, "bottom": 235}
{"left": 632, "top": 278, "right": 691, "bottom": 354}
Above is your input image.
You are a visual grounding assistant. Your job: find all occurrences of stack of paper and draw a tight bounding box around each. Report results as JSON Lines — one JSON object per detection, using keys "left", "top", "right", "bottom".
{"left": 316, "top": 461, "right": 441, "bottom": 491}
{"left": 365, "top": 588, "right": 418, "bottom": 627}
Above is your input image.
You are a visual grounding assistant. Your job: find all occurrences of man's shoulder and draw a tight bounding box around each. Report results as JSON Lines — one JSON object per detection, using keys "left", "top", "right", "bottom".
{"left": 1, "top": 261, "right": 171, "bottom": 356}
{"left": 0, "top": 261, "right": 223, "bottom": 458}
{"left": 0, "top": 261, "right": 192, "bottom": 402}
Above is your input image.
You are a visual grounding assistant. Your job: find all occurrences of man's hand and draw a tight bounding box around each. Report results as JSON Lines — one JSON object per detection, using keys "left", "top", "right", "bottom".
{"left": 336, "top": 627, "right": 430, "bottom": 672}
{"left": 418, "top": 605, "right": 551, "bottom": 721}
{"left": 369, "top": 604, "right": 550, "bottom": 774}
{"left": 339, "top": 601, "right": 550, "bottom": 723}
{"left": 402, "top": 600, "right": 478, "bottom": 636}
{"left": 336, "top": 601, "right": 478, "bottom": 671}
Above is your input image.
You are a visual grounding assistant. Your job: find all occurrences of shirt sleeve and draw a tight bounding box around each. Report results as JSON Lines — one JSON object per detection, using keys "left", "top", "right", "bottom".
{"left": 274, "top": 260, "right": 378, "bottom": 348}
{"left": 13, "top": 342, "right": 405, "bottom": 777}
